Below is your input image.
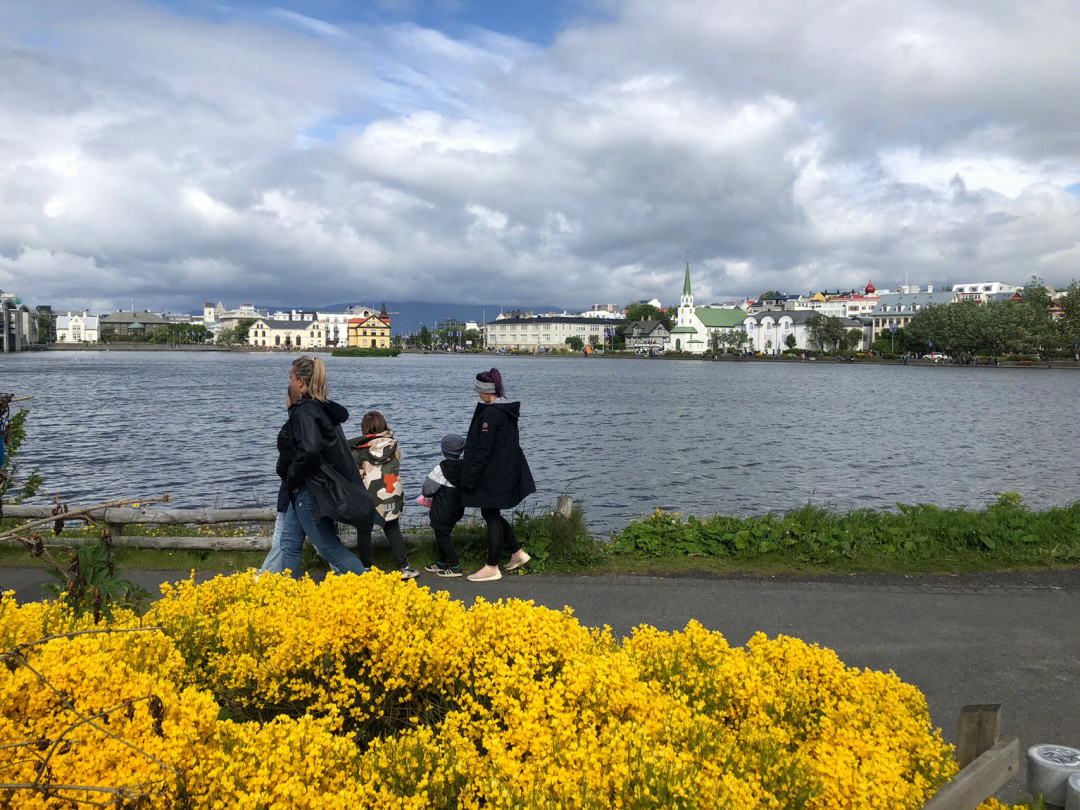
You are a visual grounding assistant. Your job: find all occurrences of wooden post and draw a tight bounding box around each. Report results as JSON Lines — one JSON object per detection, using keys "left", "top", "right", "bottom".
{"left": 957, "top": 704, "right": 1002, "bottom": 769}
{"left": 556, "top": 495, "right": 574, "bottom": 518}
{"left": 924, "top": 738, "right": 1019, "bottom": 810}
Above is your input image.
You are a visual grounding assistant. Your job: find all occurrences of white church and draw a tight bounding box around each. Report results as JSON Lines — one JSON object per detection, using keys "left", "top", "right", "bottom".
{"left": 666, "top": 262, "right": 746, "bottom": 353}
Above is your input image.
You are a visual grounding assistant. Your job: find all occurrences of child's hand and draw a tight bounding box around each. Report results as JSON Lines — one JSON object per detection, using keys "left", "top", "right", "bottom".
{"left": 415, "top": 495, "right": 432, "bottom": 509}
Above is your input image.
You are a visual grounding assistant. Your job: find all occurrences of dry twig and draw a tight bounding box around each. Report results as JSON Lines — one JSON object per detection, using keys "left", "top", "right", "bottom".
{"left": 1, "top": 627, "right": 182, "bottom": 807}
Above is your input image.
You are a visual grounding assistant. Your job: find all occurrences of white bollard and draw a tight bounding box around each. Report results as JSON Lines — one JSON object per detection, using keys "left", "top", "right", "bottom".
{"left": 1065, "top": 772, "right": 1080, "bottom": 810}
{"left": 555, "top": 494, "right": 574, "bottom": 518}
{"left": 1028, "top": 745, "right": 1080, "bottom": 808}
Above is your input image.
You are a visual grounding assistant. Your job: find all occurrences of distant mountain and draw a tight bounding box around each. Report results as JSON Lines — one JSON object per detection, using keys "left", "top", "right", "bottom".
{"left": 188, "top": 301, "right": 560, "bottom": 334}
{"left": 317, "top": 301, "right": 559, "bottom": 335}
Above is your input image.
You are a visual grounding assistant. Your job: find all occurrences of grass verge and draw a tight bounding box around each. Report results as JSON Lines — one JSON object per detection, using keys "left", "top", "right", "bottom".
{"left": 4, "top": 494, "right": 1079, "bottom": 578}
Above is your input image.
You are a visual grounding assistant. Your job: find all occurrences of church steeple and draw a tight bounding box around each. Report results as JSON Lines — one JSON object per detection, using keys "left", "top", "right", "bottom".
{"left": 680, "top": 258, "right": 694, "bottom": 311}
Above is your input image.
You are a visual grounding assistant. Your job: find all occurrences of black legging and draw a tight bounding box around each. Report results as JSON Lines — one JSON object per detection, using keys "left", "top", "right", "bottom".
{"left": 481, "top": 508, "right": 521, "bottom": 566}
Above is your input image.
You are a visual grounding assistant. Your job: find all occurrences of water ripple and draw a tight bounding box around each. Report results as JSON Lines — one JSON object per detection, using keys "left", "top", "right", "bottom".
{"left": 4, "top": 351, "right": 1080, "bottom": 530}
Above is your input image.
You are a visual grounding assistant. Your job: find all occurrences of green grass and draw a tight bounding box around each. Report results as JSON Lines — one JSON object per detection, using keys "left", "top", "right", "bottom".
{"left": 5, "top": 495, "right": 1079, "bottom": 578}
{"left": 331, "top": 347, "right": 400, "bottom": 357}
{"left": 612, "top": 494, "right": 1080, "bottom": 573}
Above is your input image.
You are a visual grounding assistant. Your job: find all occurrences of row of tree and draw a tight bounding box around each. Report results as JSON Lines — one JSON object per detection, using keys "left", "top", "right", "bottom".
{"left": 403, "top": 325, "right": 482, "bottom": 349}
{"left": 878, "top": 280, "right": 1080, "bottom": 359}
{"left": 99, "top": 322, "right": 214, "bottom": 345}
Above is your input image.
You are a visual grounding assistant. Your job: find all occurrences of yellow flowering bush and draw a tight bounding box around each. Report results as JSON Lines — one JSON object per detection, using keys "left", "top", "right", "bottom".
{"left": 2, "top": 573, "right": 964, "bottom": 808}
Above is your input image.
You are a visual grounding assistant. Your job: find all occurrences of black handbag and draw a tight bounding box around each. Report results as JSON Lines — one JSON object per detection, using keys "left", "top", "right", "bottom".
{"left": 307, "top": 425, "right": 375, "bottom": 526}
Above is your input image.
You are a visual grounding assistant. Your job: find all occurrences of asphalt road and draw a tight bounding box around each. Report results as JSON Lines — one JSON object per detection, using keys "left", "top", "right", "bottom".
{"left": 4, "top": 565, "right": 1079, "bottom": 802}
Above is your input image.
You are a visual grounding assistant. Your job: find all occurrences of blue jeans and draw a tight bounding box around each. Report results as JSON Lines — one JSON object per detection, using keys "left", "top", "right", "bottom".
{"left": 258, "top": 511, "right": 301, "bottom": 575}
{"left": 280, "top": 488, "right": 367, "bottom": 578}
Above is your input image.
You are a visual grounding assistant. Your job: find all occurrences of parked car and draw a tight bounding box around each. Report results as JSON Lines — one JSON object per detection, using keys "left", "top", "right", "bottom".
{"left": 923, "top": 352, "right": 946, "bottom": 362}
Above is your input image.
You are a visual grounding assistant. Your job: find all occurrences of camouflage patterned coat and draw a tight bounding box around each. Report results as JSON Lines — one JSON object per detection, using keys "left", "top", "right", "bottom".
{"left": 349, "top": 430, "right": 404, "bottom": 521}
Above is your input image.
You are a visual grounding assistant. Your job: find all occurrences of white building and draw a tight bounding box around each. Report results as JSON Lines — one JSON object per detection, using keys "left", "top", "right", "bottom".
{"left": 742, "top": 310, "right": 868, "bottom": 353}
{"left": 248, "top": 318, "right": 326, "bottom": 349}
{"left": 316, "top": 312, "right": 353, "bottom": 347}
{"left": 666, "top": 262, "right": 747, "bottom": 353}
{"left": 868, "top": 291, "right": 958, "bottom": 341}
{"left": 953, "top": 282, "right": 1019, "bottom": 303}
{"left": 578, "top": 309, "right": 624, "bottom": 320}
{"left": 203, "top": 302, "right": 224, "bottom": 324}
{"left": 203, "top": 302, "right": 266, "bottom": 330}
{"left": 55, "top": 312, "right": 100, "bottom": 344}
{"left": 484, "top": 315, "right": 622, "bottom": 351}
{"left": 816, "top": 282, "right": 881, "bottom": 319}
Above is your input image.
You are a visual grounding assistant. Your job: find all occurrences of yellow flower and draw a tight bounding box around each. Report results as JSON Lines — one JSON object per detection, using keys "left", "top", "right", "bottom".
{"left": 1, "top": 574, "right": 960, "bottom": 808}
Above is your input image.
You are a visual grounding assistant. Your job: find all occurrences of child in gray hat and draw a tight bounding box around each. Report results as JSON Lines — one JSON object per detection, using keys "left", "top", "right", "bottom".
{"left": 420, "top": 434, "right": 467, "bottom": 577}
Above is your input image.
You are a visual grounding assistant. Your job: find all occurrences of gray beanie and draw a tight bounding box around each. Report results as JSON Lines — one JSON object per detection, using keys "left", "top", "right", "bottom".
{"left": 441, "top": 433, "right": 466, "bottom": 459}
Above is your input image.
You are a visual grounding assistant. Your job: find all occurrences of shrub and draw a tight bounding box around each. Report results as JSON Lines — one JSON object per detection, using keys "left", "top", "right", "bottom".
{"left": 331, "top": 347, "right": 401, "bottom": 358}
{"left": 2, "top": 572, "right": 959, "bottom": 808}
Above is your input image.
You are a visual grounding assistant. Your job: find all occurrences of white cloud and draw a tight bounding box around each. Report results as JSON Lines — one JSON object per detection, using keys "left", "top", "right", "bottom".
{"left": 0, "top": 0, "right": 1078, "bottom": 312}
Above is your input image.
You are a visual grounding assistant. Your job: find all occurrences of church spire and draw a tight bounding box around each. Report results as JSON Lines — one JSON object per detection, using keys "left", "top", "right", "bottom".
{"left": 682, "top": 258, "right": 692, "bottom": 297}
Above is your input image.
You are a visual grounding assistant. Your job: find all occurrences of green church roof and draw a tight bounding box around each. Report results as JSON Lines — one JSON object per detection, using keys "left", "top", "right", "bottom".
{"left": 695, "top": 308, "right": 747, "bottom": 328}
{"left": 669, "top": 325, "right": 697, "bottom": 334}
{"left": 682, "top": 260, "right": 692, "bottom": 297}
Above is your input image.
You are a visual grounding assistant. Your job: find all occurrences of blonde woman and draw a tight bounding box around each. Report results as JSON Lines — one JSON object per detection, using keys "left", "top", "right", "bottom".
{"left": 277, "top": 356, "right": 372, "bottom": 577}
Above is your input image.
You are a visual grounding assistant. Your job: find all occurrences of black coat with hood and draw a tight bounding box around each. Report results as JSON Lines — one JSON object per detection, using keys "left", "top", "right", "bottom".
{"left": 428, "top": 458, "right": 464, "bottom": 530}
{"left": 283, "top": 396, "right": 374, "bottom": 528}
{"left": 461, "top": 400, "right": 536, "bottom": 510}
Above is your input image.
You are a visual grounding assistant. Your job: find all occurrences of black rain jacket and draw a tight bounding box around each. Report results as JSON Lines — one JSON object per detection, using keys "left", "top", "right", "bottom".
{"left": 461, "top": 401, "right": 536, "bottom": 510}
{"left": 429, "top": 458, "right": 465, "bottom": 530}
{"left": 284, "top": 396, "right": 374, "bottom": 527}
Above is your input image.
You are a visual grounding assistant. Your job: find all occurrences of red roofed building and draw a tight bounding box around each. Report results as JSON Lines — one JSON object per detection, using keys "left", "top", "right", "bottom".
{"left": 348, "top": 306, "right": 391, "bottom": 349}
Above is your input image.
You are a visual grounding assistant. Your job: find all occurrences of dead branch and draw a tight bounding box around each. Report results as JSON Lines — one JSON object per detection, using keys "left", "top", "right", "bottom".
{"left": 0, "top": 496, "right": 170, "bottom": 542}
{"left": 0, "top": 627, "right": 164, "bottom": 661}
{"left": 33, "top": 695, "right": 169, "bottom": 791}
{"left": 6, "top": 649, "right": 179, "bottom": 782}
{"left": 0, "top": 782, "right": 169, "bottom": 806}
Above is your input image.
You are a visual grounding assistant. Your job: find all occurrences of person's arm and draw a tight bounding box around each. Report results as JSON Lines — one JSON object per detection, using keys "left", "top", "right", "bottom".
{"left": 284, "top": 404, "right": 325, "bottom": 491}
{"left": 422, "top": 463, "right": 449, "bottom": 497}
{"left": 462, "top": 409, "right": 499, "bottom": 489}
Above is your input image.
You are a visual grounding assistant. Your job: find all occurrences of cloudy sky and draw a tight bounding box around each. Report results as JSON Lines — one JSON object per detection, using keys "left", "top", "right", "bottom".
{"left": 2, "top": 0, "right": 1079, "bottom": 312}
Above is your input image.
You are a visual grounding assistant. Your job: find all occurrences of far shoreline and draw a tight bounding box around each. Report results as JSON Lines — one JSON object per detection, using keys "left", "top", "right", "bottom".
{"left": 26, "top": 342, "right": 1080, "bottom": 369}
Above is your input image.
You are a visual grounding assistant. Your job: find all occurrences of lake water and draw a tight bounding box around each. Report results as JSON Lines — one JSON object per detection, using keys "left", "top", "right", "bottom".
{"left": 3, "top": 351, "right": 1079, "bottom": 530}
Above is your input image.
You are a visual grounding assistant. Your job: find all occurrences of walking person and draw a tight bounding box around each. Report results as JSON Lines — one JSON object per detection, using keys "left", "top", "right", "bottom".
{"left": 277, "top": 356, "right": 373, "bottom": 578}
{"left": 420, "top": 434, "right": 467, "bottom": 577}
{"left": 349, "top": 411, "right": 419, "bottom": 580}
{"left": 256, "top": 385, "right": 300, "bottom": 575}
{"left": 462, "top": 368, "right": 536, "bottom": 582}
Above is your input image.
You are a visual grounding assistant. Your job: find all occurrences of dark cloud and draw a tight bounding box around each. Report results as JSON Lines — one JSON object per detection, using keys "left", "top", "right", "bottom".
{"left": 0, "top": 0, "right": 1078, "bottom": 312}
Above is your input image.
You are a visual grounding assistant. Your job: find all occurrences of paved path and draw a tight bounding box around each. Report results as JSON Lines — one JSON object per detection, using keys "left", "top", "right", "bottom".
{"left": 4, "top": 566, "right": 1079, "bottom": 802}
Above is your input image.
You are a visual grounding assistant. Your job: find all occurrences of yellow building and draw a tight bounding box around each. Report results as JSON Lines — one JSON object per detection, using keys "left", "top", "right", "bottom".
{"left": 348, "top": 314, "right": 391, "bottom": 348}
{"left": 248, "top": 318, "right": 326, "bottom": 349}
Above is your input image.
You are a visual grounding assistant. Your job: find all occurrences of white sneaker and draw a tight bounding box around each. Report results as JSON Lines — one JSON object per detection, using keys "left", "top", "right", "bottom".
{"left": 504, "top": 550, "right": 531, "bottom": 572}
{"left": 467, "top": 565, "right": 503, "bottom": 582}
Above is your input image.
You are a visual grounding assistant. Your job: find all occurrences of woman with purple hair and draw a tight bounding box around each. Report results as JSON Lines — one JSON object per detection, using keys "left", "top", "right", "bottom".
{"left": 461, "top": 368, "right": 536, "bottom": 581}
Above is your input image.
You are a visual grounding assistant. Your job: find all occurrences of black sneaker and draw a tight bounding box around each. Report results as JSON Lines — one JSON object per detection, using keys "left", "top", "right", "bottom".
{"left": 436, "top": 565, "right": 463, "bottom": 578}
{"left": 423, "top": 562, "right": 444, "bottom": 574}
{"left": 400, "top": 564, "right": 420, "bottom": 580}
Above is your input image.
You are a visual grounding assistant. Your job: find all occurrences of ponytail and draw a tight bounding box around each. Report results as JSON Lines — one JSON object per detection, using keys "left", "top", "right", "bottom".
{"left": 477, "top": 367, "right": 505, "bottom": 398}
{"left": 292, "top": 356, "right": 328, "bottom": 401}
